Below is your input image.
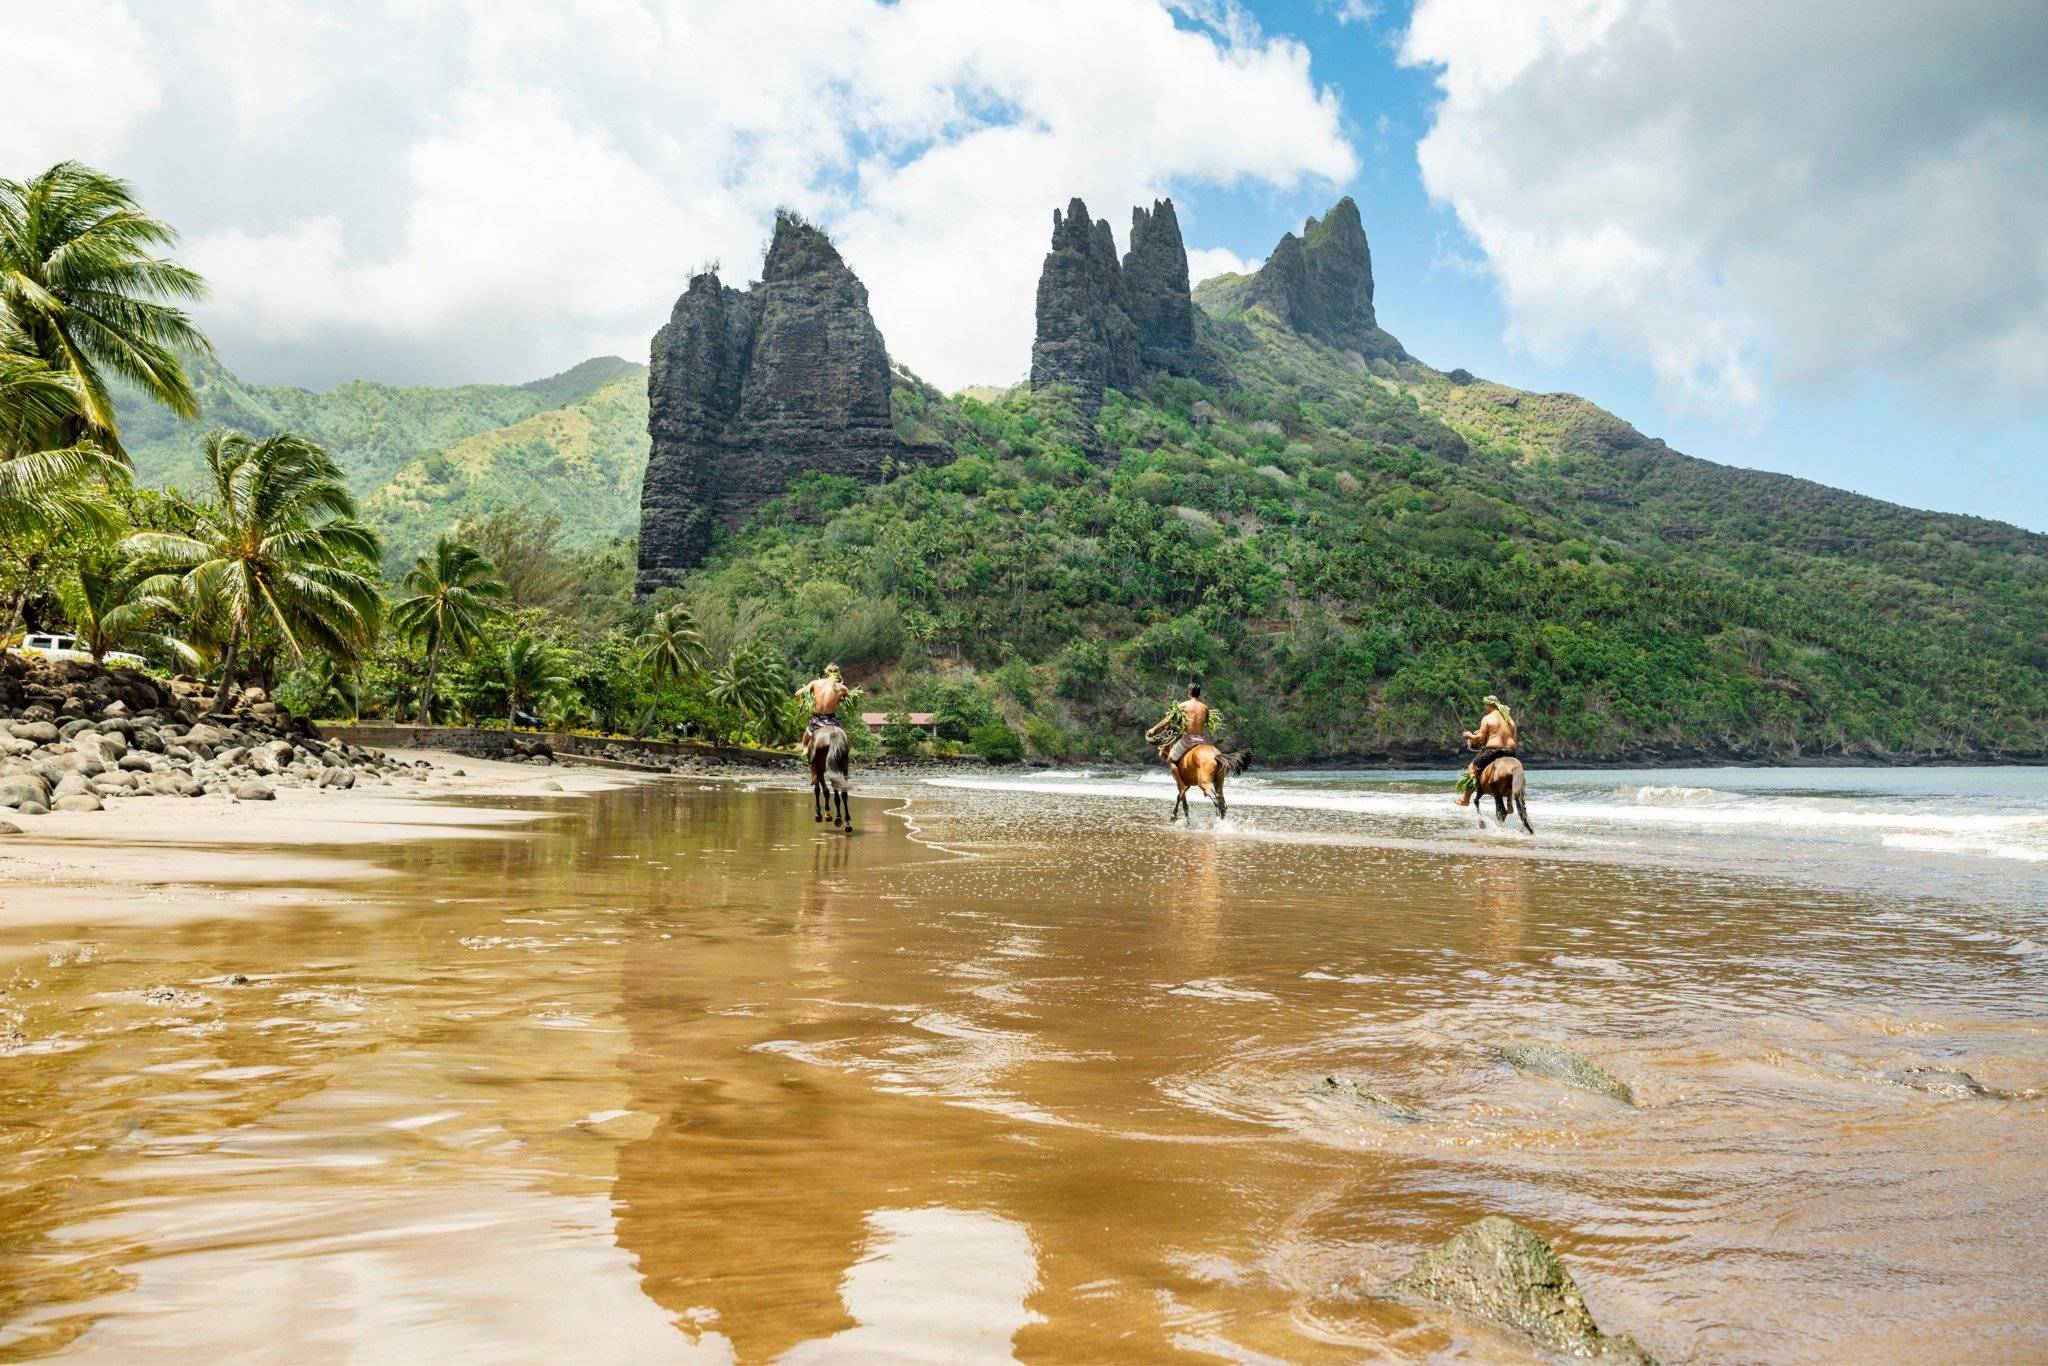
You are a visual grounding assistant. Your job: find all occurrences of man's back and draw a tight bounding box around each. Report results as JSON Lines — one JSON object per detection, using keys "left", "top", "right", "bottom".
{"left": 808, "top": 677, "right": 848, "bottom": 715}
{"left": 1477, "top": 709, "right": 1516, "bottom": 749}
{"left": 1179, "top": 697, "right": 1210, "bottom": 736}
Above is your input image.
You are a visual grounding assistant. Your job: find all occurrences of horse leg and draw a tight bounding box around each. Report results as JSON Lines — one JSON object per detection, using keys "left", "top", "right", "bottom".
{"left": 813, "top": 775, "right": 823, "bottom": 823}
{"left": 1475, "top": 784, "right": 1489, "bottom": 829}
{"left": 839, "top": 788, "right": 851, "bottom": 832}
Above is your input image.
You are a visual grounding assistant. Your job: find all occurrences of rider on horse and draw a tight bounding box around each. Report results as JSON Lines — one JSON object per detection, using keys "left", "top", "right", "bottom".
{"left": 796, "top": 663, "right": 851, "bottom": 758}
{"left": 1456, "top": 694, "right": 1518, "bottom": 806}
{"left": 1146, "top": 683, "right": 1213, "bottom": 765}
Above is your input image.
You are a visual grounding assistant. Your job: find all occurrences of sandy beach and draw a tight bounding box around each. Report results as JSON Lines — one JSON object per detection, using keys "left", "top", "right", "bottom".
{"left": 0, "top": 751, "right": 652, "bottom": 933}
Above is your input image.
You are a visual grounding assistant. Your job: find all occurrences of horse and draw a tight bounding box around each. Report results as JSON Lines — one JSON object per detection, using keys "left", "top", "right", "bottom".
{"left": 1473, "top": 755, "right": 1533, "bottom": 834}
{"left": 807, "top": 720, "right": 852, "bottom": 831}
{"left": 1162, "top": 740, "right": 1254, "bottom": 823}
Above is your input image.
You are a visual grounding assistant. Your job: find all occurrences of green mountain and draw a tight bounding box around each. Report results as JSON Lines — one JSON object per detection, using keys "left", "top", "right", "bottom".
{"left": 112, "top": 222, "right": 2046, "bottom": 763}
{"left": 116, "top": 352, "right": 647, "bottom": 564}
{"left": 673, "top": 306, "right": 2045, "bottom": 765}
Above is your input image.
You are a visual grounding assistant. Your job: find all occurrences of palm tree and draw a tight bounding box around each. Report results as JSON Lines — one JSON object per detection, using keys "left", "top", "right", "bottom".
{"left": 0, "top": 161, "right": 210, "bottom": 451}
{"left": 389, "top": 536, "right": 507, "bottom": 725}
{"left": 0, "top": 349, "right": 125, "bottom": 642}
{"left": 708, "top": 637, "right": 790, "bottom": 744}
{"left": 629, "top": 603, "right": 708, "bottom": 737}
{"left": 636, "top": 604, "right": 707, "bottom": 685}
{"left": 499, "top": 633, "right": 572, "bottom": 730}
{"left": 125, "top": 429, "right": 380, "bottom": 713}
{"left": 57, "top": 543, "right": 189, "bottom": 664}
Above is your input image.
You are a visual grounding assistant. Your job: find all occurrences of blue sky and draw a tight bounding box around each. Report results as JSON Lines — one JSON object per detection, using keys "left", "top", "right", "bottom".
{"left": 1170, "top": 2, "right": 2047, "bottom": 531}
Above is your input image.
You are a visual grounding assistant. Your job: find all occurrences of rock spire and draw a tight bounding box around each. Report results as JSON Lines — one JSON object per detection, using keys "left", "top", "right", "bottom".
{"left": 636, "top": 213, "right": 914, "bottom": 592}
{"left": 1029, "top": 195, "right": 1212, "bottom": 408}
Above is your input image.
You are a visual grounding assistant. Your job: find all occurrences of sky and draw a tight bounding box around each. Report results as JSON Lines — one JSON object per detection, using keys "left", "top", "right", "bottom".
{"left": 5, "top": 0, "right": 2045, "bottom": 530}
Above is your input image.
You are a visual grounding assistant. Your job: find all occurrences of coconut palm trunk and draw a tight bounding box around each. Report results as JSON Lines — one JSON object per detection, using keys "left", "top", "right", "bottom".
{"left": 209, "top": 619, "right": 244, "bottom": 716}
{"left": 417, "top": 633, "right": 444, "bottom": 726}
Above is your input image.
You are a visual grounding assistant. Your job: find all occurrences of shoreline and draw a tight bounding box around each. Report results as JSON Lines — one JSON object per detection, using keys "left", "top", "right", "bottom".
{"left": 0, "top": 750, "right": 654, "bottom": 932}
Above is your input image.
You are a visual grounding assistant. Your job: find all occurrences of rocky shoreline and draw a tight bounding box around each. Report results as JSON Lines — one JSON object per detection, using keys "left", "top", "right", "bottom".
{"left": 0, "top": 656, "right": 435, "bottom": 824}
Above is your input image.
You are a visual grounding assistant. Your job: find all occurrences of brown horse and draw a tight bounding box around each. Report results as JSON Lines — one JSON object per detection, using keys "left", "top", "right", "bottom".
{"left": 1162, "top": 741, "right": 1254, "bottom": 823}
{"left": 808, "top": 720, "right": 851, "bottom": 830}
{"left": 1473, "top": 755, "right": 1533, "bottom": 834}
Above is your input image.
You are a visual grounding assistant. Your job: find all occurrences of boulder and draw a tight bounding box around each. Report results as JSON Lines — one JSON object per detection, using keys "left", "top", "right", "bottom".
{"left": 118, "top": 752, "right": 157, "bottom": 773}
{"left": 1389, "top": 1216, "right": 1654, "bottom": 1362}
{"left": 53, "top": 793, "right": 103, "bottom": 813}
{"left": 183, "top": 722, "right": 233, "bottom": 747}
{"left": 17, "top": 801, "right": 47, "bottom": 816}
{"left": 52, "top": 772, "right": 93, "bottom": 801}
{"left": 0, "top": 819, "right": 20, "bottom": 834}
{"left": 1499, "top": 1042, "right": 1634, "bottom": 1104}
{"left": 1310, "top": 1075, "right": 1424, "bottom": 1124}
{"left": 1882, "top": 1066, "right": 2004, "bottom": 1099}
{"left": 0, "top": 774, "right": 48, "bottom": 808}
{"left": 9, "top": 720, "right": 59, "bottom": 744}
{"left": 235, "top": 781, "right": 275, "bottom": 801}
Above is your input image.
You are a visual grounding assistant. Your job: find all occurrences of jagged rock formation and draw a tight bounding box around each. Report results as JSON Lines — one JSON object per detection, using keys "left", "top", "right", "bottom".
{"left": 637, "top": 213, "right": 908, "bottom": 592}
{"left": 1122, "top": 199, "right": 1201, "bottom": 376}
{"left": 1029, "top": 198, "right": 1143, "bottom": 407}
{"left": 1198, "top": 196, "right": 1408, "bottom": 363}
{"left": 1029, "top": 196, "right": 1213, "bottom": 409}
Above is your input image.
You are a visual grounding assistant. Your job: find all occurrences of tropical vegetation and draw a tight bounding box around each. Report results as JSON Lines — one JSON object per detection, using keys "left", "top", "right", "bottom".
{"left": 12, "top": 156, "right": 2047, "bottom": 764}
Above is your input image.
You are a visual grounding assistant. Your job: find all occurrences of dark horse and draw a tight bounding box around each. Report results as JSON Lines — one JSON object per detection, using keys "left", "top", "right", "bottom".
{"left": 1473, "top": 755, "right": 1533, "bottom": 834}
{"left": 808, "top": 720, "right": 852, "bottom": 830}
{"left": 1162, "top": 739, "right": 1254, "bottom": 823}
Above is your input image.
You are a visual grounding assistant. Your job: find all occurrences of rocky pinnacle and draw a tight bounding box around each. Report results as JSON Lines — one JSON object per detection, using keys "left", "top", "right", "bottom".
{"left": 636, "top": 213, "right": 911, "bottom": 593}
{"left": 1030, "top": 195, "right": 1213, "bottom": 410}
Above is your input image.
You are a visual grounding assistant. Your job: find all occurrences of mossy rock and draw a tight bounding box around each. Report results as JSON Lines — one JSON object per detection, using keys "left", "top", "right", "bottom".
{"left": 1310, "top": 1074, "right": 1425, "bottom": 1124}
{"left": 1389, "top": 1215, "right": 1655, "bottom": 1362}
{"left": 1500, "top": 1042, "right": 1634, "bottom": 1104}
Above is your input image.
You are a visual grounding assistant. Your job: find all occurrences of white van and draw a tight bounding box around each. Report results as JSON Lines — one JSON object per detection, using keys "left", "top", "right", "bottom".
{"left": 11, "top": 633, "right": 148, "bottom": 670}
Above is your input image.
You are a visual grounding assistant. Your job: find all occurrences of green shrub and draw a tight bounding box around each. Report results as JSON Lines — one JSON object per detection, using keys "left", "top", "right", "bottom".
{"left": 881, "top": 710, "right": 922, "bottom": 755}
{"left": 969, "top": 721, "right": 1024, "bottom": 763}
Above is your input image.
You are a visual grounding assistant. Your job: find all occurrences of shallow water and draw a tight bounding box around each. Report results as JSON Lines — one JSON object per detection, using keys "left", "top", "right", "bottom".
{"left": 3, "top": 769, "right": 2046, "bottom": 1361}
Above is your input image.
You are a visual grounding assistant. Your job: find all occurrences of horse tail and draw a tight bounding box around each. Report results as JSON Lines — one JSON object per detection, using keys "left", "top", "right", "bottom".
{"left": 1512, "top": 763, "right": 1532, "bottom": 833}
{"left": 824, "top": 725, "right": 850, "bottom": 794}
{"left": 1219, "top": 748, "right": 1254, "bottom": 777}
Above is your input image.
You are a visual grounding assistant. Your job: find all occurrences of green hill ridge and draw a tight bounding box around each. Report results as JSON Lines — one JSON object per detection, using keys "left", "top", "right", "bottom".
{"left": 113, "top": 286, "right": 2046, "bottom": 764}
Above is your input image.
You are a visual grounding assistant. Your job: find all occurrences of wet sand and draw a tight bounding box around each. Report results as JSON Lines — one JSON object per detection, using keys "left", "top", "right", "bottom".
{"left": 3, "top": 775, "right": 2045, "bottom": 1361}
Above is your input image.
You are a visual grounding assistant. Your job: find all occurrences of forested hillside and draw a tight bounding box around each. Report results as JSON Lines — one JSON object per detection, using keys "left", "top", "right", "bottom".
{"left": 677, "top": 306, "right": 2047, "bottom": 764}
{"left": 116, "top": 353, "right": 645, "bottom": 566}
{"left": 112, "top": 300, "right": 2047, "bottom": 764}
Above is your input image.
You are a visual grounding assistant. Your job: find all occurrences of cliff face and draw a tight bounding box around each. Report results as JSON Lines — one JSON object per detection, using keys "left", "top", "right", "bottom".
{"left": 1030, "top": 196, "right": 1212, "bottom": 408}
{"left": 1028, "top": 198, "right": 1143, "bottom": 407}
{"left": 1238, "top": 197, "right": 1406, "bottom": 361}
{"left": 1121, "top": 199, "right": 1200, "bottom": 376}
{"left": 637, "top": 213, "right": 907, "bottom": 592}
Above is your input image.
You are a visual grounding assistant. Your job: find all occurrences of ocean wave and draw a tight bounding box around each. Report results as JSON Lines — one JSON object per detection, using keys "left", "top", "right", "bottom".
{"left": 920, "top": 772, "right": 2048, "bottom": 860}
{"left": 1881, "top": 833, "right": 2048, "bottom": 863}
{"left": 1613, "top": 784, "right": 1745, "bottom": 806}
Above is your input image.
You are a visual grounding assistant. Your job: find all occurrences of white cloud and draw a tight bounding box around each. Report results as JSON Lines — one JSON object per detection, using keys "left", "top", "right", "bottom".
{"left": 1319, "top": 0, "right": 1383, "bottom": 26}
{"left": 1186, "top": 246, "right": 1262, "bottom": 284}
{"left": 0, "top": 0, "right": 161, "bottom": 170}
{"left": 1401, "top": 0, "right": 2048, "bottom": 416}
{"left": 4, "top": 0, "right": 1354, "bottom": 390}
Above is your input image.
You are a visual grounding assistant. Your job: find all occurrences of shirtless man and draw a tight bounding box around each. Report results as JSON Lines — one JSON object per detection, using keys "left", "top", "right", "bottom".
{"left": 795, "top": 663, "right": 850, "bottom": 758}
{"left": 1145, "top": 683, "right": 1212, "bottom": 766}
{"left": 1456, "top": 694, "right": 1518, "bottom": 806}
